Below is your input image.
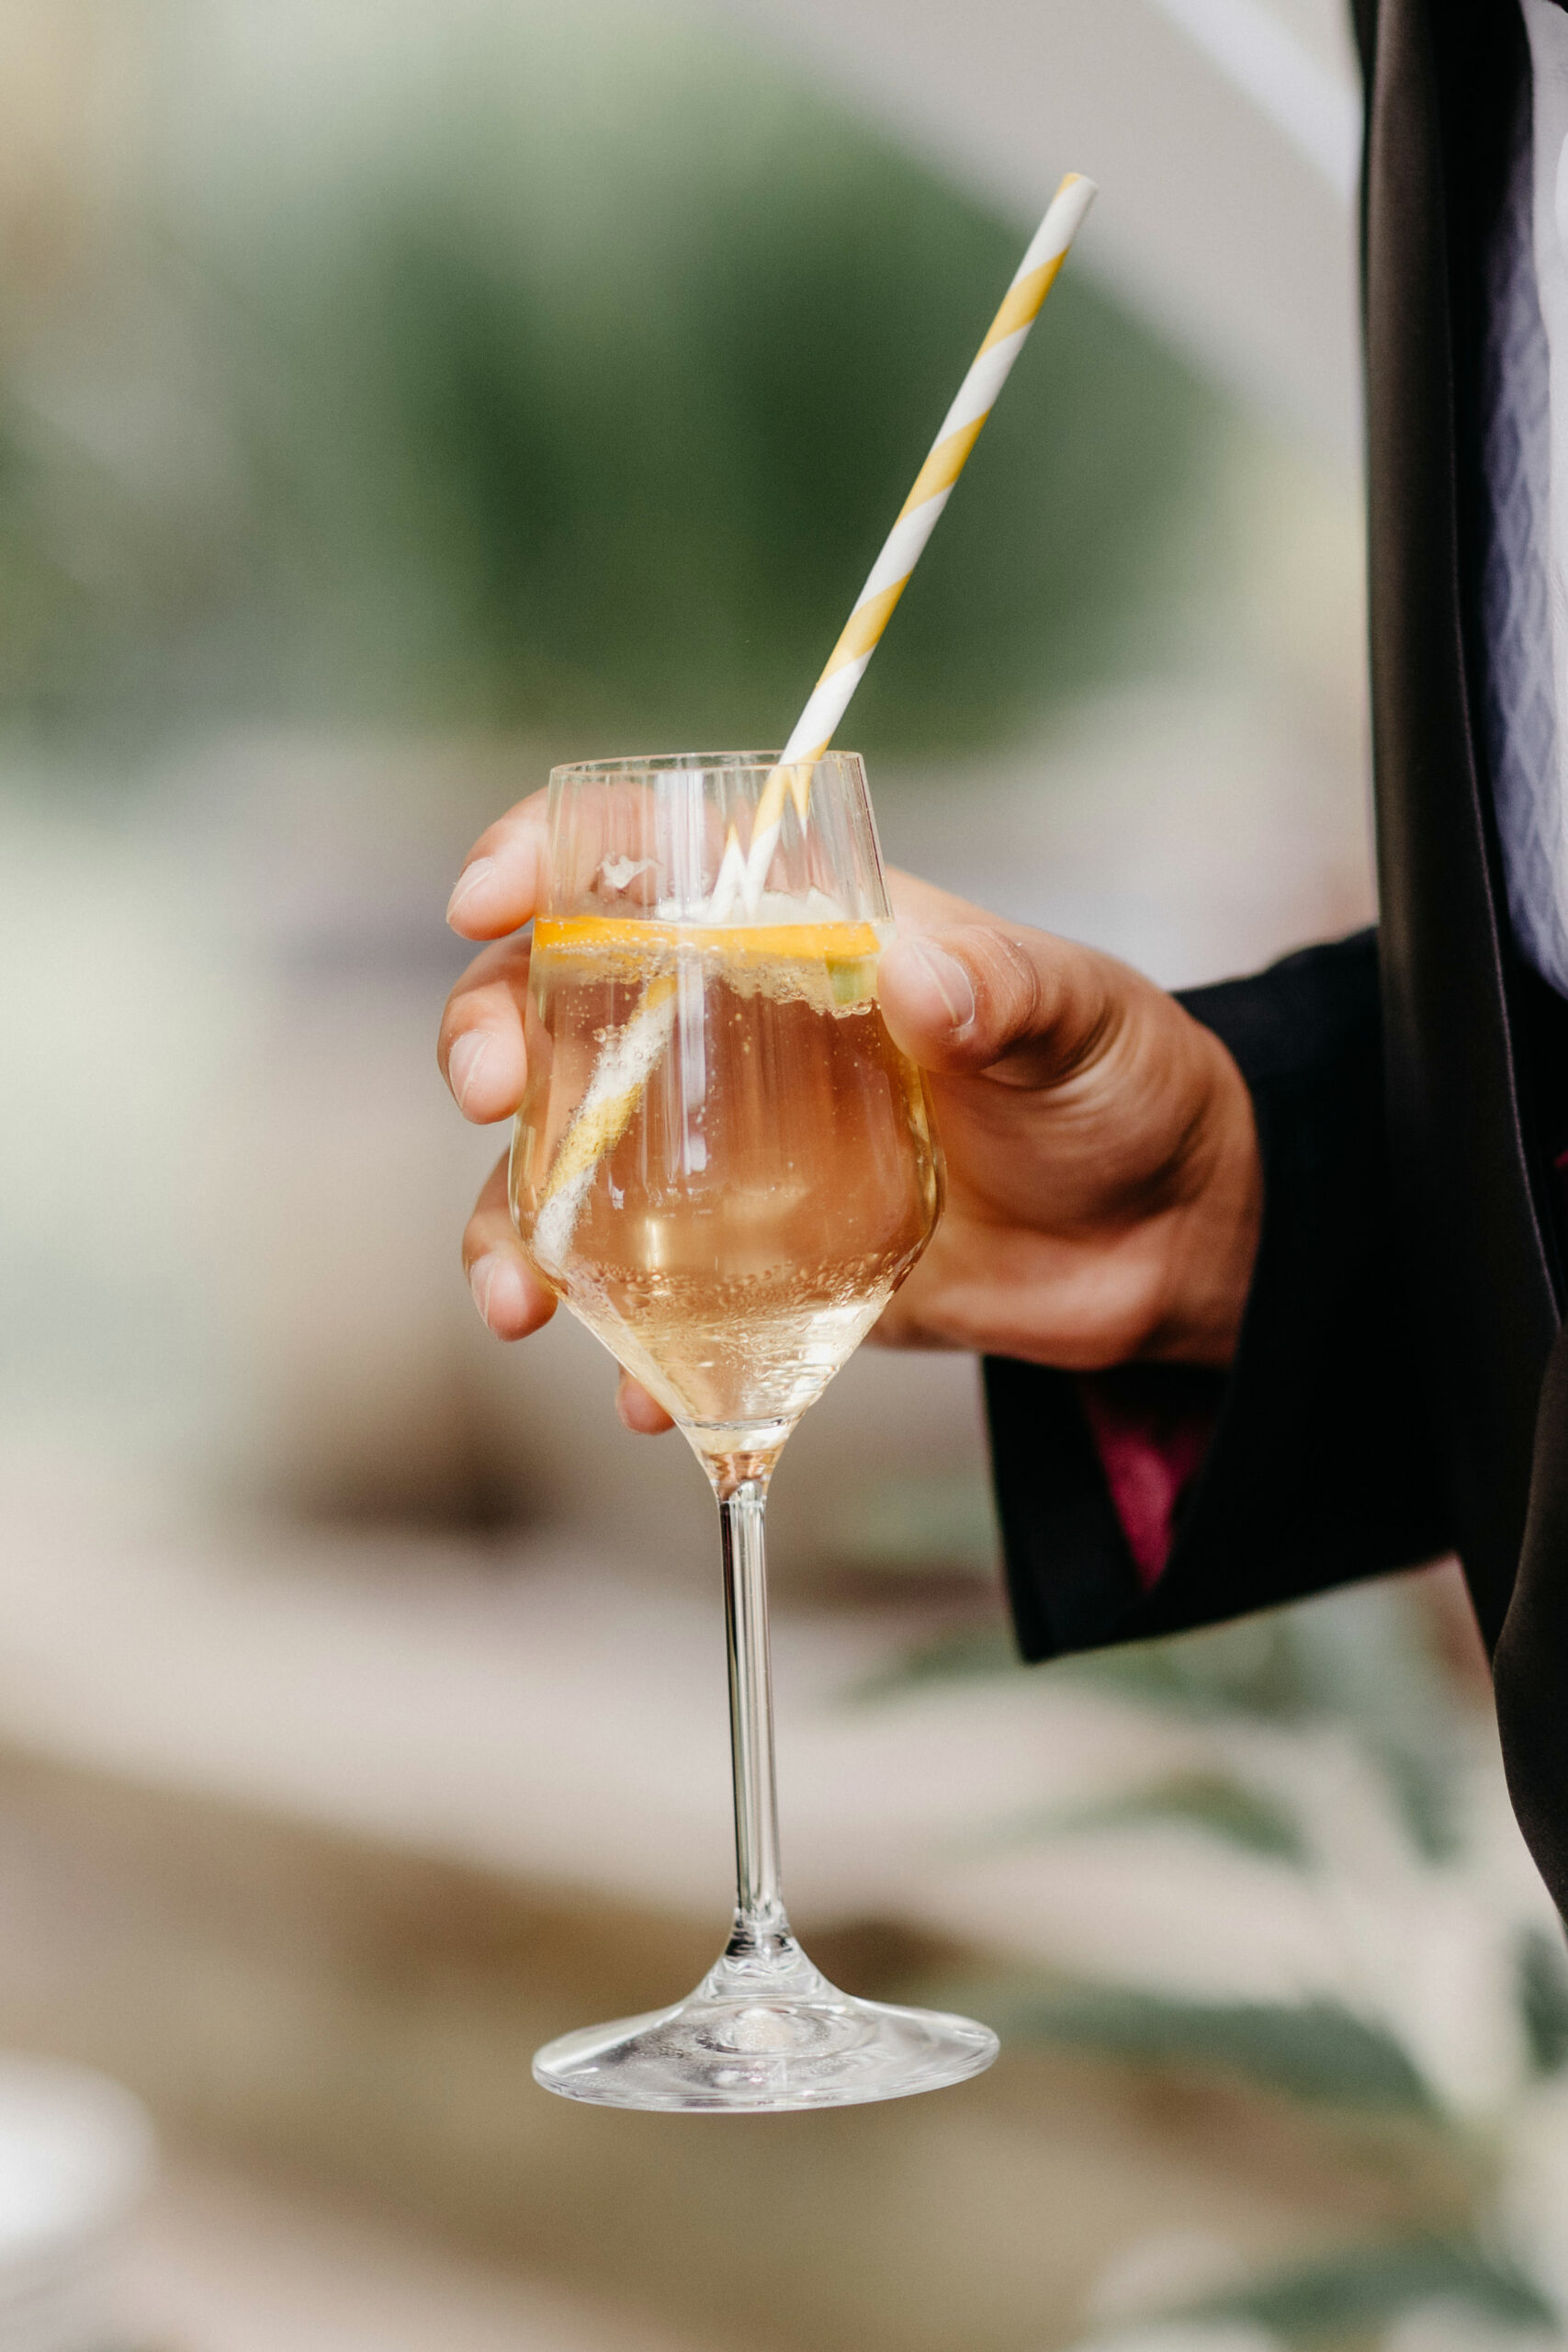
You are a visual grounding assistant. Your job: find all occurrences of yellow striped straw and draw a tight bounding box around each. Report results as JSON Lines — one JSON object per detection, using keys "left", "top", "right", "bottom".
{"left": 533, "top": 173, "right": 1097, "bottom": 1270}
{"left": 532, "top": 967, "right": 679, "bottom": 1272}
{"left": 714, "top": 170, "right": 1098, "bottom": 920}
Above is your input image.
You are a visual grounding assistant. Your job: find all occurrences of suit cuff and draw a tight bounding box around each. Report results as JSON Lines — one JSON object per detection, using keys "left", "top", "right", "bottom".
{"left": 985, "top": 930, "right": 1450, "bottom": 1664}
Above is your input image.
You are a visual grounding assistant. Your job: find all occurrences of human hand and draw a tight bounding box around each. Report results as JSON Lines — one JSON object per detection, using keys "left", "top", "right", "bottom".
{"left": 869, "top": 873, "right": 1261, "bottom": 1370}
{"left": 437, "top": 803, "right": 1262, "bottom": 1433}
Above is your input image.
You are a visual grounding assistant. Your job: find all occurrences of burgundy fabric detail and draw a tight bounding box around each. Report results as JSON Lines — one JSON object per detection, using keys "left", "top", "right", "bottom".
{"left": 1078, "top": 1374, "right": 1218, "bottom": 1589}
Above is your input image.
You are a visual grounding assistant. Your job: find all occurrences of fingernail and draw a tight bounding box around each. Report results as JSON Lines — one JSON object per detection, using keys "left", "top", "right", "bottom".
{"left": 468, "top": 1252, "right": 525, "bottom": 1331}
{"left": 905, "top": 939, "right": 976, "bottom": 1032}
{"left": 447, "top": 1030, "right": 490, "bottom": 1112}
{"left": 446, "top": 855, "right": 494, "bottom": 924}
{"left": 468, "top": 1254, "right": 500, "bottom": 1326}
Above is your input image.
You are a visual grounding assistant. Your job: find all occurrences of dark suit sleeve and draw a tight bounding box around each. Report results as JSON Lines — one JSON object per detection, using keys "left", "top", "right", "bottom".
{"left": 985, "top": 928, "right": 1453, "bottom": 1663}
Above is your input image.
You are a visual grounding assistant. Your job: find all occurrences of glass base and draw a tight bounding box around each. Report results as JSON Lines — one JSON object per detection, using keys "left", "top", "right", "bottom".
{"left": 532, "top": 1939, "right": 998, "bottom": 2112}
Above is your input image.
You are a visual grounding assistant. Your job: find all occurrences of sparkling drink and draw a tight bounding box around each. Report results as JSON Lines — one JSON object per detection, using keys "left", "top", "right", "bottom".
{"left": 519, "top": 752, "right": 997, "bottom": 2111}
{"left": 512, "top": 912, "right": 941, "bottom": 1466}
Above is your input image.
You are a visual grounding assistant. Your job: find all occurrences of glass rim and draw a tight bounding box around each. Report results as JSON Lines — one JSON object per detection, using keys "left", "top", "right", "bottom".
{"left": 548, "top": 749, "right": 864, "bottom": 785}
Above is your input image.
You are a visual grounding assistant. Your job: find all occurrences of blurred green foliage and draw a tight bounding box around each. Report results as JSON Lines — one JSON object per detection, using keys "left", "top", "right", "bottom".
{"left": 1184, "top": 2242, "right": 1555, "bottom": 2342}
{"left": 1518, "top": 1924, "right": 1568, "bottom": 2076}
{"left": 975, "top": 1981, "right": 1440, "bottom": 2115}
{"left": 886, "top": 1577, "right": 1470, "bottom": 1860}
{"left": 888, "top": 1572, "right": 1568, "bottom": 2350}
{"left": 0, "top": 5, "right": 1223, "bottom": 756}
{"left": 1014, "top": 1769, "right": 1313, "bottom": 1861}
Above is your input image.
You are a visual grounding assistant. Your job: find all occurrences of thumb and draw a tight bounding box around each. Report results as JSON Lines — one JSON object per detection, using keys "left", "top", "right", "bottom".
{"left": 878, "top": 921, "right": 1119, "bottom": 1088}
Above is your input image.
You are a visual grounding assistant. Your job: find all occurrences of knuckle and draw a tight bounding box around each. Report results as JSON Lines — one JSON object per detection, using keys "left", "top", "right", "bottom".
{"left": 437, "top": 985, "right": 468, "bottom": 1048}
{"left": 990, "top": 932, "right": 1045, "bottom": 1035}
{"left": 962, "top": 927, "right": 1043, "bottom": 1052}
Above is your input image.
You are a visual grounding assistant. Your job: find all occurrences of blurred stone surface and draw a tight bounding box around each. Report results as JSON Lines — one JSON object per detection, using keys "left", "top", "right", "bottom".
{"left": 0, "top": 1456, "right": 1514, "bottom": 2352}
{"left": 125, "top": 2154, "right": 698, "bottom": 2352}
{"left": 0, "top": 1744, "right": 1444, "bottom": 2352}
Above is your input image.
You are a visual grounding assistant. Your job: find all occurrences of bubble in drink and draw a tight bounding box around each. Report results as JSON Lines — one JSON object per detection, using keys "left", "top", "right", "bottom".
{"left": 511, "top": 914, "right": 942, "bottom": 1464}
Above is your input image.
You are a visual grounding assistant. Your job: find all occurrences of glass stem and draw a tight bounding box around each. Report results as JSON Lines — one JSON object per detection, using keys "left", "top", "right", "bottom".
{"left": 717, "top": 1477, "right": 791, "bottom": 1957}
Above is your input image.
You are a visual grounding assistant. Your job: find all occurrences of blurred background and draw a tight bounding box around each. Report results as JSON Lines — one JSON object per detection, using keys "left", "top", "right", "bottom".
{"left": 5, "top": 3, "right": 1567, "bottom": 2349}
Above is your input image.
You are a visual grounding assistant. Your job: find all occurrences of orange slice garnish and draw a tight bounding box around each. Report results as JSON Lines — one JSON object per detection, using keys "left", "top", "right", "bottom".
{"left": 533, "top": 915, "right": 883, "bottom": 961}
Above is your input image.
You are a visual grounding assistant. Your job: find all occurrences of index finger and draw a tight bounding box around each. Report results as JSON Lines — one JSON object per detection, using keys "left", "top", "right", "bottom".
{"left": 446, "top": 788, "right": 549, "bottom": 941}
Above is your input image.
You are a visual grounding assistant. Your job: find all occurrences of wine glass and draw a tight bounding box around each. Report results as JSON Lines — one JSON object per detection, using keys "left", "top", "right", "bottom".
{"left": 513, "top": 751, "right": 998, "bottom": 2110}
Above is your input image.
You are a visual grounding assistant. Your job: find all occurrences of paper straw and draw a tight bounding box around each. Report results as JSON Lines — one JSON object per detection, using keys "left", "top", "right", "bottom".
{"left": 711, "top": 170, "right": 1097, "bottom": 920}
{"left": 532, "top": 969, "right": 680, "bottom": 1273}
{"left": 532, "top": 173, "right": 1097, "bottom": 1264}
